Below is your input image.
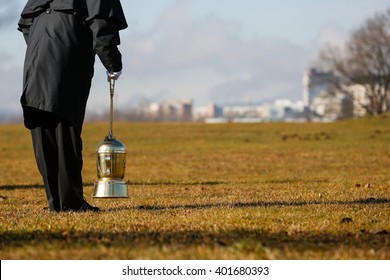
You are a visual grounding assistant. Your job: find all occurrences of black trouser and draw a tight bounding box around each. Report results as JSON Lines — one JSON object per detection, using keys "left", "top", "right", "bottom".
{"left": 25, "top": 108, "right": 85, "bottom": 211}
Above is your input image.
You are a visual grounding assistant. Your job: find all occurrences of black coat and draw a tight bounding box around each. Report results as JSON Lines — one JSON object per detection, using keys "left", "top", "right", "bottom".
{"left": 18, "top": 0, "right": 127, "bottom": 132}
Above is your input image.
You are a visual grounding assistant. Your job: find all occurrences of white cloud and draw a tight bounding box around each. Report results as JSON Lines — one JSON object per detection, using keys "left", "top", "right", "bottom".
{"left": 120, "top": 0, "right": 309, "bottom": 106}
{"left": 315, "top": 24, "right": 349, "bottom": 50}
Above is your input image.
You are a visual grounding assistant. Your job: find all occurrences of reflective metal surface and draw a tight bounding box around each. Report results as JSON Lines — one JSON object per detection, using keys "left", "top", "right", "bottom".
{"left": 93, "top": 179, "right": 128, "bottom": 198}
{"left": 93, "top": 137, "right": 128, "bottom": 198}
{"left": 96, "top": 137, "right": 126, "bottom": 179}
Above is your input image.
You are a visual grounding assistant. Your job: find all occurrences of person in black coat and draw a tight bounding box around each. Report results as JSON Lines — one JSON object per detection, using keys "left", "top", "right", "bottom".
{"left": 18, "top": 0, "right": 128, "bottom": 212}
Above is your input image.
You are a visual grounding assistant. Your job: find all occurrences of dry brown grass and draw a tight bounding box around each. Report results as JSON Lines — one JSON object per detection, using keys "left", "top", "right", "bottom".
{"left": 0, "top": 116, "right": 389, "bottom": 259}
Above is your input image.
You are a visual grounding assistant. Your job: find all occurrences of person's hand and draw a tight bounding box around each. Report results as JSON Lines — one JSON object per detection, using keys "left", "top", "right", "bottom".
{"left": 107, "top": 70, "right": 122, "bottom": 81}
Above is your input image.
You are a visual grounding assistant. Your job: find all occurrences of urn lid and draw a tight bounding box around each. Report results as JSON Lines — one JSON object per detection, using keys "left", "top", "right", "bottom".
{"left": 96, "top": 137, "right": 126, "bottom": 153}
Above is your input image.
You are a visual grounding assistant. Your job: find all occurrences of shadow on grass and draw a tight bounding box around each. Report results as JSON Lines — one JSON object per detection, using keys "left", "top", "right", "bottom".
{"left": 110, "top": 198, "right": 390, "bottom": 212}
{"left": 90, "top": 180, "right": 226, "bottom": 187}
{"left": 0, "top": 181, "right": 225, "bottom": 190}
{"left": 0, "top": 184, "right": 44, "bottom": 190}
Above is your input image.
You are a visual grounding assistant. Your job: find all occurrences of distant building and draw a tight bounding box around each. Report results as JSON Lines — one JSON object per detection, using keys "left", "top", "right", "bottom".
{"left": 158, "top": 99, "right": 193, "bottom": 121}
{"left": 345, "top": 84, "right": 369, "bottom": 118}
{"left": 302, "top": 68, "right": 374, "bottom": 121}
{"left": 311, "top": 91, "right": 353, "bottom": 121}
{"left": 264, "top": 99, "right": 305, "bottom": 121}
{"left": 302, "top": 68, "right": 338, "bottom": 120}
{"left": 206, "top": 103, "right": 223, "bottom": 118}
{"left": 178, "top": 101, "right": 193, "bottom": 122}
{"left": 222, "top": 105, "right": 263, "bottom": 120}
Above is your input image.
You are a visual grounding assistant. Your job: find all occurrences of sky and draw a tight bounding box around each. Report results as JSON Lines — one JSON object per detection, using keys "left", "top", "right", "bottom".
{"left": 0, "top": 0, "right": 389, "bottom": 121}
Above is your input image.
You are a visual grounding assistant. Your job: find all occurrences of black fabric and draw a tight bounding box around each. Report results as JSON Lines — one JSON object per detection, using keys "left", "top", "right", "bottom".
{"left": 29, "top": 109, "right": 84, "bottom": 212}
{"left": 20, "top": 0, "right": 128, "bottom": 30}
{"left": 20, "top": 0, "right": 54, "bottom": 17}
{"left": 18, "top": 0, "right": 127, "bottom": 212}
{"left": 84, "top": 0, "right": 128, "bottom": 30}
{"left": 18, "top": 0, "right": 127, "bottom": 133}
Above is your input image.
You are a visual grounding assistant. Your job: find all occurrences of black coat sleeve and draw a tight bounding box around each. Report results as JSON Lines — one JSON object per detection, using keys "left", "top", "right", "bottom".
{"left": 89, "top": 18, "right": 123, "bottom": 72}
{"left": 17, "top": 17, "right": 33, "bottom": 44}
{"left": 84, "top": 0, "right": 127, "bottom": 72}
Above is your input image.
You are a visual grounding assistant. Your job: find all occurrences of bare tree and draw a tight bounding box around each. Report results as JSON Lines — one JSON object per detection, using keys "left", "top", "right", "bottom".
{"left": 319, "top": 9, "right": 390, "bottom": 115}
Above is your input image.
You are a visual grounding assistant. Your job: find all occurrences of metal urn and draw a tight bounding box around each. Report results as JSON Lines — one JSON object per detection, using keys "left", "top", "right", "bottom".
{"left": 93, "top": 78, "right": 128, "bottom": 198}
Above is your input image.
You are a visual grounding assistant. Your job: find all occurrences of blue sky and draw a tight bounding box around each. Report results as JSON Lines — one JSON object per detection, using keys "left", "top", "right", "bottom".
{"left": 125, "top": 0, "right": 386, "bottom": 45}
{"left": 0, "top": 0, "right": 389, "bottom": 120}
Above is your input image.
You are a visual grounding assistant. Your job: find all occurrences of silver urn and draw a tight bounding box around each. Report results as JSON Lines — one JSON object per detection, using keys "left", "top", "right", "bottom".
{"left": 93, "top": 136, "right": 128, "bottom": 198}
{"left": 93, "top": 78, "right": 128, "bottom": 198}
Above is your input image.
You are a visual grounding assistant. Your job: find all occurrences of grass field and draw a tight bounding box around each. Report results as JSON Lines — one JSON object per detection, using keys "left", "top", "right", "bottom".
{"left": 0, "top": 115, "right": 389, "bottom": 259}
